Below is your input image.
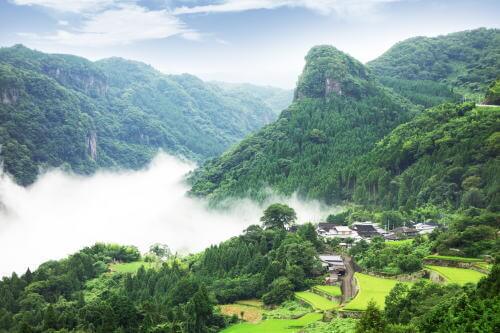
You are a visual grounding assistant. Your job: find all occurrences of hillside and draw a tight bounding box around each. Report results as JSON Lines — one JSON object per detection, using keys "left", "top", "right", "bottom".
{"left": 369, "top": 28, "right": 500, "bottom": 102}
{"left": 189, "top": 45, "right": 417, "bottom": 203}
{"left": 0, "top": 45, "right": 277, "bottom": 185}
{"left": 352, "top": 103, "right": 500, "bottom": 211}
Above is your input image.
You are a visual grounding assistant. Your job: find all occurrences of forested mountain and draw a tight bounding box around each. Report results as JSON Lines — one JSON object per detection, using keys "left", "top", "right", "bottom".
{"left": 352, "top": 103, "right": 500, "bottom": 211}
{"left": 368, "top": 28, "right": 500, "bottom": 104}
{"left": 210, "top": 82, "right": 293, "bottom": 114}
{"left": 189, "top": 45, "right": 417, "bottom": 203}
{"left": 0, "top": 45, "right": 277, "bottom": 185}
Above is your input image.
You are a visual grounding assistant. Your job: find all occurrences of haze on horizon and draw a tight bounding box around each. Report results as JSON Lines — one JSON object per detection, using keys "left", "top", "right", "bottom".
{"left": 1, "top": 0, "right": 499, "bottom": 88}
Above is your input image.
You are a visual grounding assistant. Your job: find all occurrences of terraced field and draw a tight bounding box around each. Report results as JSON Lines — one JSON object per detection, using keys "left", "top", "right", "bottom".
{"left": 426, "top": 265, "right": 486, "bottom": 285}
{"left": 295, "top": 291, "right": 339, "bottom": 310}
{"left": 312, "top": 285, "right": 342, "bottom": 297}
{"left": 343, "top": 273, "right": 406, "bottom": 311}
{"left": 220, "top": 312, "right": 323, "bottom": 333}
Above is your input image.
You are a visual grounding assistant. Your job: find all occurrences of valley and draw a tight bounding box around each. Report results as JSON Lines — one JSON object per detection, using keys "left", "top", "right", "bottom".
{"left": 0, "top": 7, "right": 498, "bottom": 331}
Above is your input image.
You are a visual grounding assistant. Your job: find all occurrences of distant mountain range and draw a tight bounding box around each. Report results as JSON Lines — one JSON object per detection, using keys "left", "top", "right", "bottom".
{"left": 0, "top": 45, "right": 292, "bottom": 185}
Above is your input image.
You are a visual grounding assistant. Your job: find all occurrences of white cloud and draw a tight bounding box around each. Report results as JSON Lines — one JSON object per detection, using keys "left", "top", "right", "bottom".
{"left": 173, "top": 0, "right": 400, "bottom": 16}
{"left": 0, "top": 152, "right": 337, "bottom": 277}
{"left": 57, "top": 20, "right": 69, "bottom": 26}
{"left": 11, "top": 0, "right": 118, "bottom": 13}
{"left": 33, "top": 4, "right": 188, "bottom": 46}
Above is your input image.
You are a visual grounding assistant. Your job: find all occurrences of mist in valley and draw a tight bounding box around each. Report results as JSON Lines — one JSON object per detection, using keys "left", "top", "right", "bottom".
{"left": 0, "top": 152, "right": 337, "bottom": 277}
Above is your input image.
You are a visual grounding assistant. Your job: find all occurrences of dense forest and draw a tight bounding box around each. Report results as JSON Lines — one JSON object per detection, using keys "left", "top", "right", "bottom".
{"left": 189, "top": 29, "right": 499, "bottom": 211}
{"left": 0, "top": 45, "right": 288, "bottom": 185}
{"left": 368, "top": 28, "right": 500, "bottom": 100}
{"left": 189, "top": 45, "right": 417, "bottom": 203}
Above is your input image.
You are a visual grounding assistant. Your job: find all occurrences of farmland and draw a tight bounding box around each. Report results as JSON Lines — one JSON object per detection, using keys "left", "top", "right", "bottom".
{"left": 295, "top": 291, "right": 339, "bottom": 310}
{"left": 109, "top": 261, "right": 158, "bottom": 273}
{"left": 343, "top": 273, "right": 405, "bottom": 311}
{"left": 312, "top": 285, "right": 342, "bottom": 297}
{"left": 220, "top": 312, "right": 323, "bottom": 333}
{"left": 424, "top": 255, "right": 484, "bottom": 263}
{"left": 426, "top": 265, "right": 486, "bottom": 285}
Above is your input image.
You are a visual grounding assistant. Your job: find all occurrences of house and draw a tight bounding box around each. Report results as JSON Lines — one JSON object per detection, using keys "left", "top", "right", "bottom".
{"left": 414, "top": 222, "right": 438, "bottom": 235}
{"left": 351, "top": 222, "right": 385, "bottom": 238}
{"left": 317, "top": 224, "right": 362, "bottom": 241}
{"left": 385, "top": 226, "right": 419, "bottom": 240}
{"left": 319, "top": 255, "right": 346, "bottom": 276}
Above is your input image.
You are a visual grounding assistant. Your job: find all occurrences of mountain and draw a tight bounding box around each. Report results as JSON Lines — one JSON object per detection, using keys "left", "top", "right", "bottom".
{"left": 0, "top": 45, "right": 278, "bottom": 185}
{"left": 368, "top": 28, "right": 500, "bottom": 104}
{"left": 189, "top": 45, "right": 417, "bottom": 204}
{"left": 352, "top": 103, "right": 500, "bottom": 211}
{"left": 211, "top": 81, "right": 293, "bottom": 114}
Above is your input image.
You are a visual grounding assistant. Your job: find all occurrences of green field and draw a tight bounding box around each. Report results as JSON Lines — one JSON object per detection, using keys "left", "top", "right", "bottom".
{"left": 425, "top": 255, "right": 483, "bottom": 263}
{"left": 343, "top": 273, "right": 404, "bottom": 311}
{"left": 426, "top": 265, "right": 486, "bottom": 285}
{"left": 313, "top": 285, "right": 342, "bottom": 297}
{"left": 295, "top": 291, "right": 338, "bottom": 310}
{"left": 109, "top": 261, "right": 158, "bottom": 273}
{"left": 221, "top": 313, "right": 322, "bottom": 333}
{"left": 385, "top": 239, "right": 413, "bottom": 247}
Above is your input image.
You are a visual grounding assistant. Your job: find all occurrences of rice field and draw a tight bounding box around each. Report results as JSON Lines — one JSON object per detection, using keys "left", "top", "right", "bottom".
{"left": 425, "top": 265, "right": 486, "bottom": 285}
{"left": 343, "top": 273, "right": 405, "bottom": 311}
{"left": 295, "top": 291, "right": 339, "bottom": 311}
{"left": 312, "top": 285, "right": 342, "bottom": 297}
{"left": 220, "top": 313, "right": 322, "bottom": 333}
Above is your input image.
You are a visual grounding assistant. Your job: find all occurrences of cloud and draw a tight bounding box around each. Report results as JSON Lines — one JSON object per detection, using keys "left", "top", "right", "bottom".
{"left": 0, "top": 152, "right": 338, "bottom": 277}
{"left": 30, "top": 4, "right": 189, "bottom": 46}
{"left": 11, "top": 0, "right": 119, "bottom": 13}
{"left": 173, "top": 0, "right": 400, "bottom": 16}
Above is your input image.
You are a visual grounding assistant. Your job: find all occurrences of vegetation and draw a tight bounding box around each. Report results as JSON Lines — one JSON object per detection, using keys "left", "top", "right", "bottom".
{"left": 0, "top": 45, "right": 277, "bottom": 185}
{"left": 381, "top": 266, "right": 500, "bottom": 332}
{"left": 294, "top": 291, "right": 338, "bottom": 311}
{"left": 109, "top": 261, "right": 159, "bottom": 274}
{"left": 350, "top": 237, "right": 430, "bottom": 275}
{"left": 425, "top": 265, "right": 486, "bottom": 285}
{"left": 221, "top": 313, "right": 322, "bottom": 333}
{"left": 312, "top": 285, "right": 342, "bottom": 297}
{"left": 424, "top": 255, "right": 484, "bottom": 263}
{"left": 343, "top": 273, "right": 407, "bottom": 311}
{"left": 369, "top": 28, "right": 500, "bottom": 99}
{"left": 189, "top": 45, "right": 416, "bottom": 203}
{"left": 485, "top": 78, "right": 500, "bottom": 105}
{"left": 302, "top": 318, "right": 357, "bottom": 333}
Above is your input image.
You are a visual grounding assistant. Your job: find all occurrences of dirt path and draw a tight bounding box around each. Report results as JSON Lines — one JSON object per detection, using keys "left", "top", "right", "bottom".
{"left": 341, "top": 255, "right": 357, "bottom": 304}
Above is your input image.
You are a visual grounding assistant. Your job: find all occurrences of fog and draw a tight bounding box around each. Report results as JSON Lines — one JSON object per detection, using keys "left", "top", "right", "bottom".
{"left": 0, "top": 153, "right": 338, "bottom": 277}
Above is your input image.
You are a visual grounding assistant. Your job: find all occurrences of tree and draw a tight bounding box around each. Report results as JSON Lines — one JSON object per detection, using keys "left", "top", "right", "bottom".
{"left": 356, "top": 300, "right": 387, "bottom": 333}
{"left": 262, "top": 277, "right": 294, "bottom": 305}
{"left": 149, "top": 243, "right": 172, "bottom": 260}
{"left": 260, "top": 204, "right": 297, "bottom": 230}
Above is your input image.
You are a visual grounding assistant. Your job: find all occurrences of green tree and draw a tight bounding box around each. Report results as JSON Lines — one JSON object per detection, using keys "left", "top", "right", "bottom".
{"left": 260, "top": 203, "right": 297, "bottom": 230}
{"left": 356, "top": 300, "right": 387, "bottom": 333}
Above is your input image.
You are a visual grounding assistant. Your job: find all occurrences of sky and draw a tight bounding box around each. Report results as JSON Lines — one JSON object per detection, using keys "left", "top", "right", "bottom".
{"left": 0, "top": 0, "right": 499, "bottom": 88}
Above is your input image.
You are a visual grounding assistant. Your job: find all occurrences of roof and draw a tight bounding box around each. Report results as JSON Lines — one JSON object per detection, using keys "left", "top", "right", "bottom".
{"left": 334, "top": 226, "right": 352, "bottom": 232}
{"left": 319, "top": 255, "right": 343, "bottom": 262}
{"left": 392, "top": 227, "right": 418, "bottom": 233}
{"left": 317, "top": 223, "right": 336, "bottom": 231}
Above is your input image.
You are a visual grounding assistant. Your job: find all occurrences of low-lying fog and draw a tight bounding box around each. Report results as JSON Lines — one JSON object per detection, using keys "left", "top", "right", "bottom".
{"left": 0, "top": 153, "right": 338, "bottom": 277}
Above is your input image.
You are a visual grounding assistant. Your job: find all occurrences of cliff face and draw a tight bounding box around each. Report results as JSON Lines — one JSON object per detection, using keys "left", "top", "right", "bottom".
{"left": 294, "top": 45, "right": 371, "bottom": 101}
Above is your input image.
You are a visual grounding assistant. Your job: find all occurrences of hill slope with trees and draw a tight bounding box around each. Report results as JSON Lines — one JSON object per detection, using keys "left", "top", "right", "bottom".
{"left": 368, "top": 28, "right": 500, "bottom": 103}
{"left": 189, "top": 45, "right": 417, "bottom": 203}
{"left": 0, "top": 45, "right": 277, "bottom": 185}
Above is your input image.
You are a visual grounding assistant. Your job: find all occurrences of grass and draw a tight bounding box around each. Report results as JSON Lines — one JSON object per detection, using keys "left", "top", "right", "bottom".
{"left": 219, "top": 303, "right": 263, "bottom": 323}
{"left": 312, "top": 285, "right": 342, "bottom": 297}
{"left": 109, "top": 261, "right": 158, "bottom": 273}
{"left": 343, "top": 273, "right": 406, "bottom": 311}
{"left": 474, "top": 262, "right": 492, "bottom": 271}
{"left": 236, "top": 299, "right": 263, "bottom": 308}
{"left": 385, "top": 239, "right": 413, "bottom": 247}
{"left": 425, "top": 265, "right": 486, "bottom": 285}
{"left": 425, "top": 255, "right": 483, "bottom": 263}
{"left": 295, "top": 291, "right": 338, "bottom": 311}
{"left": 221, "top": 313, "right": 322, "bottom": 333}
